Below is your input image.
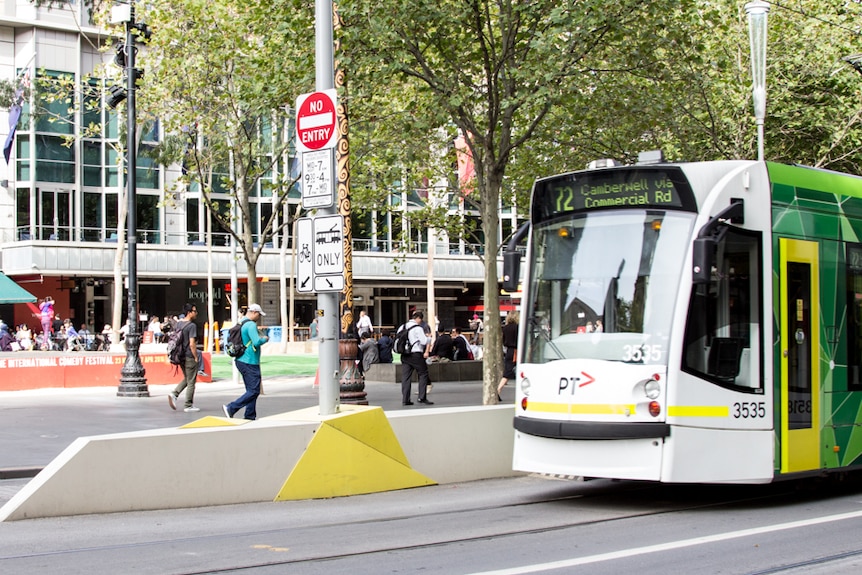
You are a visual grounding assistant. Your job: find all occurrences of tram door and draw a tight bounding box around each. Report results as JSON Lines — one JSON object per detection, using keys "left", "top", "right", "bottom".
{"left": 779, "top": 238, "right": 820, "bottom": 473}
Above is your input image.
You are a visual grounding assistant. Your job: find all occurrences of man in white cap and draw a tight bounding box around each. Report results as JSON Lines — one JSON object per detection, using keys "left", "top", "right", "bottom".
{"left": 222, "top": 303, "right": 269, "bottom": 420}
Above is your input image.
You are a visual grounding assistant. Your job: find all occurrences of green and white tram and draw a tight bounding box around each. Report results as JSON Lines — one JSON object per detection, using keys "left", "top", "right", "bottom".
{"left": 503, "top": 156, "right": 862, "bottom": 483}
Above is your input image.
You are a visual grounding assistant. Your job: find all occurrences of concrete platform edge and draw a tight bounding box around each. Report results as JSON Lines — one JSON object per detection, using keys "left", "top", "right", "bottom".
{"left": 0, "top": 405, "right": 518, "bottom": 521}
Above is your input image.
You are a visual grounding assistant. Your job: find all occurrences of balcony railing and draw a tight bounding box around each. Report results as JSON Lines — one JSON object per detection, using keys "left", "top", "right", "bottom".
{"left": 11, "top": 225, "right": 486, "bottom": 256}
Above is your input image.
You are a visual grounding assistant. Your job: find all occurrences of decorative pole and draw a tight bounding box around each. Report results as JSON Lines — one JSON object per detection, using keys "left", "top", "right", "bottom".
{"left": 117, "top": 0, "right": 148, "bottom": 397}
{"left": 745, "top": 1, "right": 770, "bottom": 162}
{"left": 334, "top": 5, "right": 366, "bottom": 405}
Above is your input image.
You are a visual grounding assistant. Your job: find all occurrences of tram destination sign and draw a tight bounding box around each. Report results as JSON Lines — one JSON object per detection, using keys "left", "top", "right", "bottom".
{"left": 535, "top": 168, "right": 695, "bottom": 219}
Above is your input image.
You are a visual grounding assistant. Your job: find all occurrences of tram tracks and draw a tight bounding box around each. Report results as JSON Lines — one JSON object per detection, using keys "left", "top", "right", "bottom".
{"left": 1, "top": 478, "right": 810, "bottom": 574}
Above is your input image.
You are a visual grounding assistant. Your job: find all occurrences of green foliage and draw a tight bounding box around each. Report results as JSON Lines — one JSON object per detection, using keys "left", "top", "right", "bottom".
{"left": 137, "top": 0, "right": 314, "bottom": 299}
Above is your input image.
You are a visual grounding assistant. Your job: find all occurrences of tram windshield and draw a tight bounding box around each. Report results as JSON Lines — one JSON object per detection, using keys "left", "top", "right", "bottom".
{"left": 524, "top": 210, "right": 695, "bottom": 365}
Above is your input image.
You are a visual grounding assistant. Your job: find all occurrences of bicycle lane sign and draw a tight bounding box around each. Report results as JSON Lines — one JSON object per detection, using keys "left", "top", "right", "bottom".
{"left": 296, "top": 218, "right": 314, "bottom": 293}
{"left": 295, "top": 215, "right": 345, "bottom": 293}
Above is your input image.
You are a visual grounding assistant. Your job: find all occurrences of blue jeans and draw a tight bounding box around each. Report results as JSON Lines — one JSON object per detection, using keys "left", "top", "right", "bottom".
{"left": 227, "top": 360, "right": 261, "bottom": 420}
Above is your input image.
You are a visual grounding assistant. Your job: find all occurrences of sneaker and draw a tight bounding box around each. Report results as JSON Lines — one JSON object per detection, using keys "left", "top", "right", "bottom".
{"left": 184, "top": 406, "right": 200, "bottom": 413}
{"left": 198, "top": 371, "right": 208, "bottom": 377}
{"left": 222, "top": 404, "right": 232, "bottom": 418}
{"left": 167, "top": 394, "right": 177, "bottom": 410}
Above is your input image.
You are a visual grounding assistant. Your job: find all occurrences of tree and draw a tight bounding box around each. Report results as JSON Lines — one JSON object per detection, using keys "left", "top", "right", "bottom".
{"left": 137, "top": 0, "right": 314, "bottom": 305}
{"left": 340, "top": 0, "right": 696, "bottom": 403}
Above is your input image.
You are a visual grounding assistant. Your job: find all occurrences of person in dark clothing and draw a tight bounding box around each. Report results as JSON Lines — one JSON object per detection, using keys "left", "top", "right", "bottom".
{"left": 377, "top": 330, "right": 394, "bottom": 363}
{"left": 0, "top": 323, "right": 13, "bottom": 351}
{"left": 398, "top": 311, "right": 433, "bottom": 406}
{"left": 497, "top": 310, "right": 520, "bottom": 401}
{"left": 451, "top": 327, "right": 471, "bottom": 361}
{"left": 429, "top": 329, "right": 454, "bottom": 361}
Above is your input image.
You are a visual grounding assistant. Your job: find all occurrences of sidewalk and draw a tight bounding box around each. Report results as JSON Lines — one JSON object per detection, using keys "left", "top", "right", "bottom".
{"left": 0, "top": 375, "right": 487, "bottom": 506}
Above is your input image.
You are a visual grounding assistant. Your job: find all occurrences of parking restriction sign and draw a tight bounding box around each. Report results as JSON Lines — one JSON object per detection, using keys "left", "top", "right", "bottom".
{"left": 301, "top": 149, "right": 334, "bottom": 209}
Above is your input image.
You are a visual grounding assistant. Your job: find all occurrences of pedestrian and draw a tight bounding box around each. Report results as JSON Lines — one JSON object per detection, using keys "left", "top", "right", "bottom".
{"left": 0, "top": 323, "right": 13, "bottom": 352}
{"left": 148, "top": 315, "right": 164, "bottom": 342}
{"left": 39, "top": 296, "right": 54, "bottom": 349}
{"left": 78, "top": 323, "right": 92, "bottom": 350}
{"left": 398, "top": 310, "right": 433, "bottom": 406}
{"left": 168, "top": 303, "right": 201, "bottom": 413}
{"left": 100, "top": 323, "right": 114, "bottom": 351}
{"left": 377, "top": 330, "right": 394, "bottom": 363}
{"left": 469, "top": 313, "right": 484, "bottom": 345}
{"left": 63, "top": 318, "right": 79, "bottom": 351}
{"left": 16, "top": 324, "right": 33, "bottom": 351}
{"left": 358, "top": 331, "right": 379, "bottom": 373}
{"left": 223, "top": 303, "right": 269, "bottom": 420}
{"left": 309, "top": 316, "right": 318, "bottom": 340}
{"left": 429, "top": 327, "right": 454, "bottom": 361}
{"left": 497, "top": 310, "right": 519, "bottom": 401}
{"left": 451, "top": 327, "right": 472, "bottom": 360}
{"left": 356, "top": 309, "right": 373, "bottom": 338}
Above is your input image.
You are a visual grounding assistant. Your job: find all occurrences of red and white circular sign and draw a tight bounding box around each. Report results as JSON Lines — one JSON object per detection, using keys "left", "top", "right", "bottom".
{"left": 296, "top": 90, "right": 338, "bottom": 152}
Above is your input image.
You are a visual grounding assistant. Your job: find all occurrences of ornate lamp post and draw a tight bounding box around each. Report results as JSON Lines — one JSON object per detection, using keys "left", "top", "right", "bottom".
{"left": 115, "top": 0, "right": 149, "bottom": 397}
{"left": 745, "top": 1, "right": 770, "bottom": 161}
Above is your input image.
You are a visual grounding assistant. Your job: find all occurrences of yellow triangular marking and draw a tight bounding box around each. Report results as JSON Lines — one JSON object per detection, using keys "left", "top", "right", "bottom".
{"left": 323, "top": 407, "right": 409, "bottom": 466}
{"left": 181, "top": 416, "right": 247, "bottom": 429}
{"left": 274, "top": 423, "right": 435, "bottom": 500}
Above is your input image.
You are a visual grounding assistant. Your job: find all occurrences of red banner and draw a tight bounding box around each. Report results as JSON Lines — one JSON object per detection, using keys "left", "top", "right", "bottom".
{"left": 0, "top": 353, "right": 211, "bottom": 392}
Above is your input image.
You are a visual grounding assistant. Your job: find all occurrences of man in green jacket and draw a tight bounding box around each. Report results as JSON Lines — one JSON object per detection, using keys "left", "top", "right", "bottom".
{"left": 222, "top": 303, "right": 269, "bottom": 420}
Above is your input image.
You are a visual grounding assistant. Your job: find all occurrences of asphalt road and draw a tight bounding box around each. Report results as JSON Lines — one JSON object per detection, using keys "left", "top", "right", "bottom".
{"left": 3, "top": 471, "right": 862, "bottom": 574}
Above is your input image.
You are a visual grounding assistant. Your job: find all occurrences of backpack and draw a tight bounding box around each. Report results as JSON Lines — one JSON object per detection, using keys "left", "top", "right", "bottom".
{"left": 394, "top": 324, "right": 420, "bottom": 355}
{"left": 167, "top": 321, "right": 189, "bottom": 366}
{"left": 224, "top": 319, "right": 248, "bottom": 358}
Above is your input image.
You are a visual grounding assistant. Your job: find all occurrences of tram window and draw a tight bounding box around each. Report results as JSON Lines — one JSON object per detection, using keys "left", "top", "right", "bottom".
{"left": 682, "top": 228, "right": 762, "bottom": 392}
{"left": 846, "top": 245, "right": 862, "bottom": 391}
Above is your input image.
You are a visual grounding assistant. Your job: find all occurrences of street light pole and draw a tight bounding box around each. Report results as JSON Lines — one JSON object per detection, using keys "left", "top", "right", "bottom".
{"left": 117, "top": 0, "right": 148, "bottom": 397}
{"left": 745, "top": 0, "right": 770, "bottom": 162}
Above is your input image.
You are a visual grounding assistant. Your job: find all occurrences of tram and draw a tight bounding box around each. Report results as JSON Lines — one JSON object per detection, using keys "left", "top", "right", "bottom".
{"left": 502, "top": 154, "right": 862, "bottom": 483}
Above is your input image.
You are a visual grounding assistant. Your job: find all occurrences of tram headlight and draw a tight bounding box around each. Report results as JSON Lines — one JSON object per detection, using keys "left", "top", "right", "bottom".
{"left": 644, "top": 378, "right": 661, "bottom": 400}
{"left": 520, "top": 376, "right": 531, "bottom": 397}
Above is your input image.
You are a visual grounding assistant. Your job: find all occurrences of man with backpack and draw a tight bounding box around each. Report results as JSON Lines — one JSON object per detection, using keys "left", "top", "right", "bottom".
{"left": 222, "top": 303, "right": 269, "bottom": 420}
{"left": 397, "top": 310, "right": 433, "bottom": 406}
{"left": 167, "top": 303, "right": 201, "bottom": 413}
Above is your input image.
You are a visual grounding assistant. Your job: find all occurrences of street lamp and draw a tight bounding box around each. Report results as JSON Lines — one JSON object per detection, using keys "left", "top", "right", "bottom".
{"left": 114, "top": 0, "right": 149, "bottom": 397}
{"left": 745, "top": 0, "right": 770, "bottom": 162}
{"left": 843, "top": 54, "right": 862, "bottom": 76}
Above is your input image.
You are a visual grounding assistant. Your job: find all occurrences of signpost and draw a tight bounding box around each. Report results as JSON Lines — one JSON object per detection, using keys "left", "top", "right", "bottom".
{"left": 296, "top": 218, "right": 314, "bottom": 293}
{"left": 296, "top": 89, "right": 338, "bottom": 153}
{"left": 301, "top": 149, "right": 333, "bottom": 208}
{"left": 295, "top": 215, "right": 345, "bottom": 293}
{"left": 297, "top": 90, "right": 337, "bottom": 209}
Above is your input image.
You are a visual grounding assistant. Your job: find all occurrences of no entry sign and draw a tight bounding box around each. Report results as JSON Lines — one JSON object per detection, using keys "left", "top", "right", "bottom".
{"left": 295, "top": 89, "right": 338, "bottom": 153}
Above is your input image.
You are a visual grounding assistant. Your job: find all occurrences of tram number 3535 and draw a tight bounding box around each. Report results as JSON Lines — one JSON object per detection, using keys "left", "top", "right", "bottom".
{"left": 733, "top": 401, "right": 766, "bottom": 419}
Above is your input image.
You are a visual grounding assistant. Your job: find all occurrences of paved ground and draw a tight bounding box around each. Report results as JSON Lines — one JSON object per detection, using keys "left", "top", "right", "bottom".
{"left": 0, "top": 374, "right": 491, "bottom": 507}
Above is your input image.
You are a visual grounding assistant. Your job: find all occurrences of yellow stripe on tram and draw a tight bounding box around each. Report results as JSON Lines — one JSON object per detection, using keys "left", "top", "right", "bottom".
{"left": 527, "top": 402, "right": 637, "bottom": 416}
{"left": 667, "top": 405, "right": 729, "bottom": 418}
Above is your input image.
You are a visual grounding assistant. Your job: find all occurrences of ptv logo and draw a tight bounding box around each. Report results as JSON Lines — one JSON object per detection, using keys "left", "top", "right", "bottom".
{"left": 558, "top": 372, "right": 595, "bottom": 395}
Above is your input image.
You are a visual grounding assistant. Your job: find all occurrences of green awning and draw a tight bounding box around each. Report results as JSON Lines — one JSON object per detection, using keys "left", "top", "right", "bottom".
{"left": 0, "top": 272, "right": 37, "bottom": 304}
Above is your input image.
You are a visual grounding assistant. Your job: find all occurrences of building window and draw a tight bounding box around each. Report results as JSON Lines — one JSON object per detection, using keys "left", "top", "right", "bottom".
{"left": 35, "top": 135, "right": 75, "bottom": 183}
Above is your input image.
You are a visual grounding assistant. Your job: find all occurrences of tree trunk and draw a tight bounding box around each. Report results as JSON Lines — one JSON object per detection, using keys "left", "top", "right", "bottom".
{"left": 480, "top": 165, "right": 503, "bottom": 405}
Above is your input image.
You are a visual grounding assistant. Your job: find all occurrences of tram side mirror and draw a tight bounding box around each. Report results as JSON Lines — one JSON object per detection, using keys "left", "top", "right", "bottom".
{"left": 692, "top": 237, "right": 715, "bottom": 284}
{"left": 503, "top": 250, "right": 521, "bottom": 293}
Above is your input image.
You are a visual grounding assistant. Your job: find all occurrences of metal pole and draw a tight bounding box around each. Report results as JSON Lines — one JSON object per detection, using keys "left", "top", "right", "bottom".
{"left": 316, "top": 0, "right": 339, "bottom": 415}
{"left": 118, "top": 2, "right": 148, "bottom": 396}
